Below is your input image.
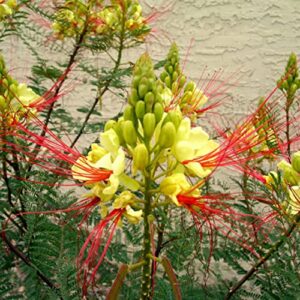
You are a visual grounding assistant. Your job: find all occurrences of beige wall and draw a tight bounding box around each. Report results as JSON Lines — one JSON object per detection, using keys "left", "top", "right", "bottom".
{"left": 4, "top": 0, "right": 300, "bottom": 136}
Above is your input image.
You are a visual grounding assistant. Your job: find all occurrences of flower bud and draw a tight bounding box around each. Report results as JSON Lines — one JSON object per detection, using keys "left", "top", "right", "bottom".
{"left": 138, "top": 77, "right": 149, "bottom": 98}
{"left": 104, "top": 120, "right": 117, "bottom": 131}
{"left": 122, "top": 120, "right": 137, "bottom": 146}
{"left": 168, "top": 110, "right": 182, "bottom": 129}
{"left": 290, "top": 83, "right": 298, "bottom": 96}
{"left": 291, "top": 151, "right": 300, "bottom": 173}
{"left": 0, "top": 95, "right": 6, "bottom": 111}
{"left": 144, "top": 91, "right": 155, "bottom": 112}
{"left": 132, "top": 76, "right": 140, "bottom": 88}
{"left": 283, "top": 168, "right": 300, "bottom": 186}
{"left": 159, "top": 122, "right": 176, "bottom": 148}
{"left": 124, "top": 105, "right": 135, "bottom": 122}
{"left": 179, "top": 75, "right": 186, "bottom": 88}
{"left": 172, "top": 81, "right": 179, "bottom": 94}
{"left": 164, "top": 76, "right": 171, "bottom": 88}
{"left": 114, "top": 119, "right": 125, "bottom": 145}
{"left": 172, "top": 71, "right": 178, "bottom": 82}
{"left": 143, "top": 113, "right": 156, "bottom": 139}
{"left": 154, "top": 102, "right": 164, "bottom": 123}
{"left": 160, "top": 71, "right": 168, "bottom": 81}
{"left": 133, "top": 144, "right": 149, "bottom": 171}
{"left": 184, "top": 81, "right": 196, "bottom": 92}
{"left": 129, "top": 88, "right": 138, "bottom": 106}
{"left": 135, "top": 100, "right": 145, "bottom": 119}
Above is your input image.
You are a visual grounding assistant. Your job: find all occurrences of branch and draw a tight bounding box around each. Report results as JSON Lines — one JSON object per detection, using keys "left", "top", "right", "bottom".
{"left": 69, "top": 19, "right": 126, "bottom": 148}
{"left": 1, "top": 231, "right": 63, "bottom": 299}
{"left": 224, "top": 214, "right": 300, "bottom": 300}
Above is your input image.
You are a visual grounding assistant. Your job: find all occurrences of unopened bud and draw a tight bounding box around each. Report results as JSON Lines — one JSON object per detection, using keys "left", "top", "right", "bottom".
{"left": 172, "top": 71, "right": 178, "bottom": 82}
{"left": 0, "top": 95, "right": 6, "bottom": 111}
{"left": 291, "top": 151, "right": 300, "bottom": 173}
{"left": 179, "top": 75, "right": 186, "bottom": 88}
{"left": 144, "top": 92, "right": 155, "bottom": 112}
{"left": 104, "top": 120, "right": 117, "bottom": 131}
{"left": 160, "top": 71, "right": 168, "bottom": 81}
{"left": 129, "top": 88, "right": 139, "bottom": 106}
{"left": 168, "top": 110, "right": 182, "bottom": 129}
{"left": 133, "top": 144, "right": 149, "bottom": 171}
{"left": 135, "top": 100, "right": 145, "bottom": 119}
{"left": 154, "top": 102, "right": 164, "bottom": 123}
{"left": 122, "top": 120, "right": 137, "bottom": 146}
{"left": 184, "top": 81, "right": 195, "bottom": 92}
{"left": 114, "top": 119, "right": 125, "bottom": 145}
{"left": 124, "top": 105, "right": 135, "bottom": 122}
{"left": 290, "top": 83, "right": 298, "bottom": 96}
{"left": 159, "top": 122, "right": 176, "bottom": 148}
{"left": 143, "top": 113, "right": 156, "bottom": 139}
{"left": 164, "top": 76, "right": 171, "bottom": 88}
{"left": 138, "top": 78, "right": 149, "bottom": 98}
{"left": 172, "top": 81, "right": 179, "bottom": 94}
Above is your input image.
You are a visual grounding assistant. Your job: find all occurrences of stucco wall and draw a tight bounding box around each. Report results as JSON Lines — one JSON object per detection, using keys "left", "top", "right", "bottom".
{"left": 4, "top": 0, "right": 300, "bottom": 139}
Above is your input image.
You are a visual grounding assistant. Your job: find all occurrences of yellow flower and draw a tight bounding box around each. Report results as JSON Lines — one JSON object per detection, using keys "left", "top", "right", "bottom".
{"left": 287, "top": 186, "right": 300, "bottom": 215}
{"left": 172, "top": 118, "right": 219, "bottom": 178}
{"left": 160, "top": 173, "right": 193, "bottom": 206}
{"left": 113, "top": 191, "right": 143, "bottom": 224}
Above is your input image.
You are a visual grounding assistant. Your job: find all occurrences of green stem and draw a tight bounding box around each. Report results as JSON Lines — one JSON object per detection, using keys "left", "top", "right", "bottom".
{"left": 224, "top": 214, "right": 300, "bottom": 300}
{"left": 140, "top": 175, "right": 153, "bottom": 300}
{"left": 69, "top": 7, "right": 127, "bottom": 149}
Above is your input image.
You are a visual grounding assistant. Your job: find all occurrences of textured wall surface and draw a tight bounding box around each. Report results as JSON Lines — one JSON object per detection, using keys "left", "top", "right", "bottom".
{"left": 3, "top": 0, "right": 300, "bottom": 143}
{"left": 147, "top": 0, "right": 300, "bottom": 114}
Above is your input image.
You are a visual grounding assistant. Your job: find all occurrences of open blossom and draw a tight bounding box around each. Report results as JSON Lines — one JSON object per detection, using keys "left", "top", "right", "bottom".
{"left": 72, "top": 128, "right": 139, "bottom": 200}
{"left": 171, "top": 118, "right": 219, "bottom": 177}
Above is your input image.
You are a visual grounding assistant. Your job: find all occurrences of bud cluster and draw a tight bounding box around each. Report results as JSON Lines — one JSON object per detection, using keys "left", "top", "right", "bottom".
{"left": 0, "top": 0, "right": 18, "bottom": 21}
{"left": 52, "top": 0, "right": 150, "bottom": 40}
{"left": 160, "top": 43, "right": 208, "bottom": 122}
{"left": 0, "top": 53, "right": 41, "bottom": 124}
{"left": 278, "top": 53, "right": 300, "bottom": 102}
{"left": 160, "top": 43, "right": 186, "bottom": 94}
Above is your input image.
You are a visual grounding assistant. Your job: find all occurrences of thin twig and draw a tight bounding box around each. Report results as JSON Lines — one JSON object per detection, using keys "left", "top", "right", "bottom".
{"left": 1, "top": 231, "right": 63, "bottom": 299}
{"left": 224, "top": 214, "right": 300, "bottom": 300}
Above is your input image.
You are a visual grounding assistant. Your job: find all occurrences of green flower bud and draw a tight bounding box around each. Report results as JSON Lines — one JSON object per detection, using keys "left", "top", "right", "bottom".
{"left": 168, "top": 65, "right": 173, "bottom": 74}
{"left": 284, "top": 168, "right": 300, "bottom": 186}
{"left": 168, "top": 110, "right": 182, "bottom": 129}
{"left": 143, "top": 113, "right": 156, "bottom": 139}
{"left": 154, "top": 102, "right": 164, "bottom": 123}
{"left": 138, "top": 83, "right": 148, "bottom": 99}
{"left": 291, "top": 151, "right": 300, "bottom": 173}
{"left": 164, "top": 76, "right": 171, "bottom": 88}
{"left": 0, "top": 95, "right": 6, "bottom": 111}
{"left": 132, "top": 75, "right": 140, "bottom": 88}
{"left": 287, "top": 75, "right": 293, "bottom": 85}
{"left": 104, "top": 120, "right": 117, "bottom": 131}
{"left": 135, "top": 100, "right": 145, "bottom": 119}
{"left": 122, "top": 120, "right": 137, "bottom": 146}
{"left": 179, "top": 75, "right": 186, "bottom": 88}
{"left": 114, "top": 120, "right": 125, "bottom": 145}
{"left": 133, "top": 144, "right": 149, "bottom": 171}
{"left": 159, "top": 122, "right": 176, "bottom": 148}
{"left": 172, "top": 71, "right": 178, "bottom": 81}
{"left": 290, "top": 83, "right": 298, "bottom": 96}
{"left": 124, "top": 105, "right": 135, "bottom": 122}
{"left": 281, "top": 80, "right": 288, "bottom": 90}
{"left": 172, "top": 81, "right": 179, "bottom": 94}
{"left": 184, "top": 81, "right": 196, "bottom": 92}
{"left": 288, "top": 52, "right": 297, "bottom": 68}
{"left": 145, "top": 92, "right": 155, "bottom": 112}
{"left": 129, "top": 88, "right": 139, "bottom": 106}
{"left": 160, "top": 71, "right": 168, "bottom": 81}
